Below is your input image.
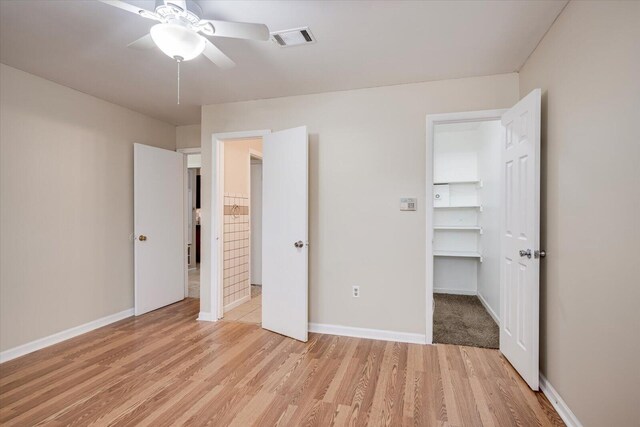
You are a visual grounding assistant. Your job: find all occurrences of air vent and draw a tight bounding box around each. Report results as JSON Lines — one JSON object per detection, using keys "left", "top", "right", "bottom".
{"left": 270, "top": 27, "right": 315, "bottom": 47}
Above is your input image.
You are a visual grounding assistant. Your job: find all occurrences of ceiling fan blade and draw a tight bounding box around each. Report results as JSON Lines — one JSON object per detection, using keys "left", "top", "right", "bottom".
{"left": 203, "top": 39, "right": 235, "bottom": 69}
{"left": 201, "top": 19, "right": 269, "bottom": 41}
{"left": 98, "top": 0, "right": 160, "bottom": 20}
{"left": 127, "top": 33, "right": 156, "bottom": 50}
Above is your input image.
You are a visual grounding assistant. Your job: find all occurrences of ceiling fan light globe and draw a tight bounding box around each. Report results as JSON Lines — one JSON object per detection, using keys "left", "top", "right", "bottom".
{"left": 150, "top": 23, "right": 205, "bottom": 61}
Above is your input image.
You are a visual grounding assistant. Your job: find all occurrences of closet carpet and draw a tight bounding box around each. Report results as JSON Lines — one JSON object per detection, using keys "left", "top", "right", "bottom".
{"left": 433, "top": 294, "right": 499, "bottom": 349}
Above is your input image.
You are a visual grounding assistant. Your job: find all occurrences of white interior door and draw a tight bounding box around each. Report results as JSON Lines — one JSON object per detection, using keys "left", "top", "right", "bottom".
{"left": 134, "top": 143, "right": 184, "bottom": 316}
{"left": 500, "top": 89, "right": 541, "bottom": 390}
{"left": 262, "top": 126, "right": 308, "bottom": 341}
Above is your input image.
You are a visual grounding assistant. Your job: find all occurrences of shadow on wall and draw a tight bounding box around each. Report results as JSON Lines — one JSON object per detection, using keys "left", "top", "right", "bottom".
{"left": 539, "top": 89, "right": 549, "bottom": 373}
{"left": 308, "top": 133, "right": 320, "bottom": 318}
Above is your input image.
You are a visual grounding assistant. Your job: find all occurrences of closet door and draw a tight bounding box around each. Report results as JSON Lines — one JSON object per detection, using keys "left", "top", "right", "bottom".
{"left": 500, "top": 89, "right": 541, "bottom": 390}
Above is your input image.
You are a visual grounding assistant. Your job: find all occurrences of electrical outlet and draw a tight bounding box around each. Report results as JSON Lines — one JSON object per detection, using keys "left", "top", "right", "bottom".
{"left": 352, "top": 286, "right": 360, "bottom": 298}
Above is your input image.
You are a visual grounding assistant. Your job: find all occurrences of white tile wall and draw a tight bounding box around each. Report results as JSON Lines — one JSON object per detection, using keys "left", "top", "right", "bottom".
{"left": 223, "top": 193, "right": 250, "bottom": 306}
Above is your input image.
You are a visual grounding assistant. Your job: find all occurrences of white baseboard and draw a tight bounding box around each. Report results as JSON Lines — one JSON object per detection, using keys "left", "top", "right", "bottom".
{"left": 197, "top": 311, "right": 217, "bottom": 322}
{"left": 0, "top": 308, "right": 134, "bottom": 364}
{"left": 309, "top": 323, "right": 426, "bottom": 344}
{"left": 477, "top": 292, "right": 500, "bottom": 324}
{"left": 223, "top": 295, "right": 250, "bottom": 312}
{"left": 540, "top": 374, "right": 583, "bottom": 427}
{"left": 434, "top": 288, "right": 477, "bottom": 296}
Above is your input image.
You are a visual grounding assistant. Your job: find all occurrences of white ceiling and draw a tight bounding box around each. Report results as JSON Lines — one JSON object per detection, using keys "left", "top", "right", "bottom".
{"left": 0, "top": 0, "right": 567, "bottom": 125}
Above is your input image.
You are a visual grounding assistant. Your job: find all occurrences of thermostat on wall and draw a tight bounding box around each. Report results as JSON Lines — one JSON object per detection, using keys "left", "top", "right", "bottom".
{"left": 400, "top": 198, "right": 417, "bottom": 211}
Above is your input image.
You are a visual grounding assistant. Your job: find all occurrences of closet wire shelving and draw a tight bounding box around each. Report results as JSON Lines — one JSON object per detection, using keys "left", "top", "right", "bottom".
{"left": 433, "top": 180, "right": 483, "bottom": 262}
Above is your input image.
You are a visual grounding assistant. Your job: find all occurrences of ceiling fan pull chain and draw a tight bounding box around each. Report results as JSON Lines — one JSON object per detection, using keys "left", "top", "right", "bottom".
{"left": 177, "top": 59, "right": 180, "bottom": 105}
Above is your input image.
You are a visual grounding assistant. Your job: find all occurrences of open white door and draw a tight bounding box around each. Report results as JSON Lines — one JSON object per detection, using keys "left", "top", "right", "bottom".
{"left": 134, "top": 143, "right": 184, "bottom": 316}
{"left": 500, "top": 89, "right": 541, "bottom": 390}
{"left": 262, "top": 126, "right": 309, "bottom": 341}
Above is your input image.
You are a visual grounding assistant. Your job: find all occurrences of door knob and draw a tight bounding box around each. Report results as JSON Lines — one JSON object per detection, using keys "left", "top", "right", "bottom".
{"left": 535, "top": 250, "right": 546, "bottom": 259}
{"left": 519, "top": 249, "right": 531, "bottom": 258}
{"left": 294, "top": 240, "right": 304, "bottom": 248}
{"left": 139, "top": 235, "right": 147, "bottom": 241}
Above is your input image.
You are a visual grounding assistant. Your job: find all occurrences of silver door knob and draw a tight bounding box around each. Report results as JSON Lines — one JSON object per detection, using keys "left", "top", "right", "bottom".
{"left": 519, "top": 249, "right": 532, "bottom": 258}
{"left": 294, "top": 240, "right": 304, "bottom": 248}
{"left": 535, "top": 250, "right": 546, "bottom": 259}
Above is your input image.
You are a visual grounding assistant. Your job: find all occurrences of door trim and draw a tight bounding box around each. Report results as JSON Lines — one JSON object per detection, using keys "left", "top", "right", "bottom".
{"left": 177, "top": 147, "right": 202, "bottom": 154}
{"left": 425, "top": 109, "right": 507, "bottom": 344}
{"left": 205, "top": 130, "right": 271, "bottom": 322}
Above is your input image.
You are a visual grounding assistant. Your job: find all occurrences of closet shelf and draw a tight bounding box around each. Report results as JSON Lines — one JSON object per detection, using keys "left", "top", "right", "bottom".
{"left": 434, "top": 226, "right": 482, "bottom": 232}
{"left": 434, "top": 205, "right": 482, "bottom": 209}
{"left": 434, "top": 179, "right": 481, "bottom": 185}
{"left": 434, "top": 250, "right": 483, "bottom": 260}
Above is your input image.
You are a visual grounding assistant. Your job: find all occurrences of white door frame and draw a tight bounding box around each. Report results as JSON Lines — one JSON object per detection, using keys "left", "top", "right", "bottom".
{"left": 177, "top": 148, "right": 201, "bottom": 298}
{"left": 248, "top": 149, "right": 263, "bottom": 292}
{"left": 425, "top": 109, "right": 506, "bottom": 344}
{"left": 205, "top": 130, "right": 271, "bottom": 321}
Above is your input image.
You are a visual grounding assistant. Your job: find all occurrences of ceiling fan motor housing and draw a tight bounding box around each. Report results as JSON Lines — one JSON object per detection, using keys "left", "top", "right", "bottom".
{"left": 155, "top": 0, "right": 201, "bottom": 24}
{"left": 153, "top": 1, "right": 214, "bottom": 36}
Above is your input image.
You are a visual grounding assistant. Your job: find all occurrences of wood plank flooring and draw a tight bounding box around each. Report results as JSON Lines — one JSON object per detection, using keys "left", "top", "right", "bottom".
{"left": 0, "top": 299, "right": 564, "bottom": 426}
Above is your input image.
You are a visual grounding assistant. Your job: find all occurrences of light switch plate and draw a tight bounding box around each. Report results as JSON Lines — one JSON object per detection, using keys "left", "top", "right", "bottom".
{"left": 400, "top": 198, "right": 417, "bottom": 211}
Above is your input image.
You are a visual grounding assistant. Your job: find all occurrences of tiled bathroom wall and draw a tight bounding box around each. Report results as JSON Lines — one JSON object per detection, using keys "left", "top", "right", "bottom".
{"left": 223, "top": 193, "right": 250, "bottom": 307}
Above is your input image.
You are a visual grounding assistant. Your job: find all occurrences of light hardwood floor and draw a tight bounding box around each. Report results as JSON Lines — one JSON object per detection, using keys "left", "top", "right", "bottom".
{"left": 188, "top": 267, "right": 200, "bottom": 299}
{"left": 0, "top": 299, "right": 563, "bottom": 426}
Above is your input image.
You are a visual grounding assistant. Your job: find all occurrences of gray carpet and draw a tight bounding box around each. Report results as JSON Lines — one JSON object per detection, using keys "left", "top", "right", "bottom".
{"left": 433, "top": 294, "right": 499, "bottom": 349}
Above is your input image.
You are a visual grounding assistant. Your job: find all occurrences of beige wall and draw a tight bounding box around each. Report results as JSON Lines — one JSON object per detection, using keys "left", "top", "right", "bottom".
{"left": 0, "top": 64, "right": 176, "bottom": 352}
{"left": 223, "top": 138, "right": 262, "bottom": 195}
{"left": 519, "top": 2, "right": 640, "bottom": 425}
{"left": 199, "top": 73, "right": 519, "bottom": 332}
{"left": 176, "top": 124, "right": 201, "bottom": 149}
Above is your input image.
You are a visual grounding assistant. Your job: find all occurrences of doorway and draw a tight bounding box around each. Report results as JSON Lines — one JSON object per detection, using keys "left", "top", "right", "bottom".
{"left": 179, "top": 149, "right": 202, "bottom": 299}
{"left": 430, "top": 119, "right": 502, "bottom": 349}
{"left": 218, "top": 138, "right": 263, "bottom": 324}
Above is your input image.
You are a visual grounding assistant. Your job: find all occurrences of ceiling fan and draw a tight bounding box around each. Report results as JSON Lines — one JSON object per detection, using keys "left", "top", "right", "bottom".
{"left": 99, "top": 0, "right": 270, "bottom": 69}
